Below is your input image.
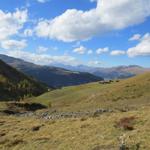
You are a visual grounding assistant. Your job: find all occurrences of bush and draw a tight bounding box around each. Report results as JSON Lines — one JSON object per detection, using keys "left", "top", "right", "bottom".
{"left": 80, "top": 117, "right": 87, "bottom": 121}
{"left": 115, "top": 116, "right": 136, "bottom": 131}
{"left": 48, "top": 102, "right": 52, "bottom": 108}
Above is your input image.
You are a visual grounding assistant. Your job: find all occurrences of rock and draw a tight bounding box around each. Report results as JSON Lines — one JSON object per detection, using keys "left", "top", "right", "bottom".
{"left": 32, "top": 125, "right": 42, "bottom": 131}
{"left": 4, "top": 106, "right": 113, "bottom": 121}
{"left": 40, "top": 108, "right": 113, "bottom": 120}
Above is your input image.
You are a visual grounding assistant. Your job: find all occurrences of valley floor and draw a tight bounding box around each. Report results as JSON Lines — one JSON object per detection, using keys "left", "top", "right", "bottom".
{"left": 0, "top": 106, "right": 150, "bottom": 150}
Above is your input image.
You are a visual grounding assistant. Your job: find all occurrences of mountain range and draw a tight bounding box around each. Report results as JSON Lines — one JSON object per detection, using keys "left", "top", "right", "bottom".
{"left": 0, "top": 54, "right": 103, "bottom": 88}
{"left": 53, "top": 63, "right": 150, "bottom": 79}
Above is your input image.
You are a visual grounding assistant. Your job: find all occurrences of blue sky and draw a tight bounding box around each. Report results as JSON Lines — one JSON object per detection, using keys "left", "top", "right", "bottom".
{"left": 0, "top": 0, "right": 150, "bottom": 67}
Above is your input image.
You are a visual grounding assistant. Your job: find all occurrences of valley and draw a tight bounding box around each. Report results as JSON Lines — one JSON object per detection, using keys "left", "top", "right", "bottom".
{"left": 0, "top": 55, "right": 103, "bottom": 88}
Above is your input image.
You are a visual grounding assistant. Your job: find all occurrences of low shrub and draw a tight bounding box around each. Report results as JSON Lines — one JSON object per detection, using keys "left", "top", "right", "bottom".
{"left": 48, "top": 102, "right": 52, "bottom": 108}
{"left": 115, "top": 116, "right": 136, "bottom": 131}
{"left": 32, "top": 125, "right": 42, "bottom": 131}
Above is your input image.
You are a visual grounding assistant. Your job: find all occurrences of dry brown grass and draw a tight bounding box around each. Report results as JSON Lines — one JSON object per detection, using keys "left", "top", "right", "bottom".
{"left": 0, "top": 106, "right": 150, "bottom": 150}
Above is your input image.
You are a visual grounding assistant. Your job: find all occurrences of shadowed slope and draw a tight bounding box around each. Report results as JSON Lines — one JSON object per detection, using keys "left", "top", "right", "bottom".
{"left": 0, "top": 59, "right": 48, "bottom": 101}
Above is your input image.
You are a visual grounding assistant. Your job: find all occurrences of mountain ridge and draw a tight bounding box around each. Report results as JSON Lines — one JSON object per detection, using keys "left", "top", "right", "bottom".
{"left": 0, "top": 54, "right": 103, "bottom": 88}
{"left": 52, "top": 63, "right": 150, "bottom": 79}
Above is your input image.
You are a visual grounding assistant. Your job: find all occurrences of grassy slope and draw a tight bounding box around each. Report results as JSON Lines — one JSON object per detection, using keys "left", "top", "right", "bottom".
{"left": 31, "top": 72, "right": 150, "bottom": 111}
{"left": 0, "top": 106, "right": 150, "bottom": 150}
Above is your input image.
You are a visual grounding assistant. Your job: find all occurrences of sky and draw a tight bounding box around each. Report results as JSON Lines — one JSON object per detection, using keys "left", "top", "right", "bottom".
{"left": 0, "top": 0, "right": 150, "bottom": 67}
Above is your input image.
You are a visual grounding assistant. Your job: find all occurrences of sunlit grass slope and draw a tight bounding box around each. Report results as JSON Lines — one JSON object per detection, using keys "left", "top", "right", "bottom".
{"left": 0, "top": 106, "right": 150, "bottom": 150}
{"left": 31, "top": 72, "right": 150, "bottom": 111}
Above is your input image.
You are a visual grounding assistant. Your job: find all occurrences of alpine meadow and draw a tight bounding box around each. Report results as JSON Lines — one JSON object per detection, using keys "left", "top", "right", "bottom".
{"left": 0, "top": 0, "right": 150, "bottom": 150}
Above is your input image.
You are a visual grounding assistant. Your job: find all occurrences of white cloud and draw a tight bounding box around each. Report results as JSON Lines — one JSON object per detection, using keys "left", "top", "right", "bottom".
{"left": 90, "top": 0, "right": 97, "bottom": 2}
{"left": 127, "top": 33, "right": 150, "bottom": 57}
{"left": 73, "top": 46, "right": 93, "bottom": 55}
{"left": 88, "top": 60, "right": 103, "bottom": 67}
{"left": 36, "top": 46, "right": 48, "bottom": 53}
{"left": 87, "top": 50, "right": 93, "bottom": 54}
{"left": 1, "top": 39, "right": 27, "bottom": 50}
{"left": 129, "top": 34, "right": 141, "bottom": 41}
{"left": 37, "top": 0, "right": 49, "bottom": 3}
{"left": 36, "top": 46, "right": 58, "bottom": 53}
{"left": 110, "top": 50, "right": 126, "bottom": 56}
{"left": 0, "top": 9, "right": 28, "bottom": 40}
{"left": 24, "top": 29, "right": 33, "bottom": 37}
{"left": 73, "top": 46, "right": 87, "bottom": 54}
{"left": 72, "top": 41, "right": 81, "bottom": 48}
{"left": 0, "top": 50, "right": 77, "bottom": 66}
{"left": 96, "top": 47, "right": 109, "bottom": 54}
{"left": 50, "top": 46, "right": 58, "bottom": 51}
{"left": 109, "top": 33, "right": 150, "bottom": 57}
{"left": 35, "top": 0, "right": 150, "bottom": 42}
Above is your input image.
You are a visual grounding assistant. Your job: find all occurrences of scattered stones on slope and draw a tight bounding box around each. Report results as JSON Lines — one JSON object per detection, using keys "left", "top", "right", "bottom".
{"left": 1, "top": 108, "right": 113, "bottom": 120}
{"left": 38, "top": 108, "right": 113, "bottom": 120}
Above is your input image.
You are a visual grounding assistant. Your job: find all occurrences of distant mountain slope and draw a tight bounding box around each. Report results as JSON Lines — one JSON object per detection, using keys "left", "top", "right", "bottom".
{"left": 0, "top": 59, "right": 48, "bottom": 101}
{"left": 0, "top": 54, "right": 103, "bottom": 88}
{"left": 92, "top": 65, "right": 149, "bottom": 79}
{"left": 31, "top": 72, "right": 150, "bottom": 111}
{"left": 53, "top": 64, "right": 150, "bottom": 79}
{"left": 117, "top": 65, "right": 150, "bottom": 75}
